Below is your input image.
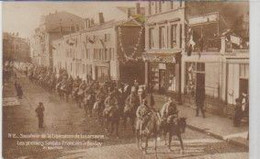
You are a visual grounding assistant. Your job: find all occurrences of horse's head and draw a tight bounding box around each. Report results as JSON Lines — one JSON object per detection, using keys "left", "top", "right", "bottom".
{"left": 178, "top": 117, "right": 187, "bottom": 133}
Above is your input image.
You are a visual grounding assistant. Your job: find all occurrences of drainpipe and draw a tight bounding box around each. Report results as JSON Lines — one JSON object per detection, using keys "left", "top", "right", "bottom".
{"left": 177, "top": 53, "right": 182, "bottom": 105}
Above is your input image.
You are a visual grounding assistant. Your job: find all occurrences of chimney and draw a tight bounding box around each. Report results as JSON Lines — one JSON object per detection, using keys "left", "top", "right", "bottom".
{"left": 136, "top": 3, "right": 141, "bottom": 15}
{"left": 99, "top": 12, "right": 105, "bottom": 24}
{"left": 127, "top": 8, "right": 131, "bottom": 18}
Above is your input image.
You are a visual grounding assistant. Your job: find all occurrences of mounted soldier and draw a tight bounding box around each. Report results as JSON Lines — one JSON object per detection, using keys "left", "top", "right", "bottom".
{"left": 103, "top": 92, "right": 119, "bottom": 118}
{"left": 123, "top": 89, "right": 140, "bottom": 132}
{"left": 160, "top": 97, "right": 179, "bottom": 125}
{"left": 124, "top": 90, "right": 139, "bottom": 114}
{"left": 83, "top": 88, "right": 96, "bottom": 116}
{"left": 136, "top": 99, "right": 152, "bottom": 134}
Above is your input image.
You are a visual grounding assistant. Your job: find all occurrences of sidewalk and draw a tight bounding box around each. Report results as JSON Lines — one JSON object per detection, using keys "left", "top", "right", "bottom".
{"left": 153, "top": 94, "right": 249, "bottom": 149}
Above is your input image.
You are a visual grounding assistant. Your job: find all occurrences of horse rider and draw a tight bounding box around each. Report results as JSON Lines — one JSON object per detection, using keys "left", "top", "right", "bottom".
{"left": 125, "top": 89, "right": 139, "bottom": 113}
{"left": 136, "top": 99, "right": 152, "bottom": 133}
{"left": 160, "top": 97, "right": 179, "bottom": 125}
{"left": 103, "top": 92, "right": 119, "bottom": 118}
{"left": 138, "top": 85, "right": 146, "bottom": 105}
{"left": 133, "top": 80, "right": 139, "bottom": 93}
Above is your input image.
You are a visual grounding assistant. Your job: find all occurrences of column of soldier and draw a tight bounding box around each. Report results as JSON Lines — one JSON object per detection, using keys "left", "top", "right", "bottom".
{"left": 22, "top": 64, "right": 186, "bottom": 147}
{"left": 25, "top": 65, "right": 146, "bottom": 132}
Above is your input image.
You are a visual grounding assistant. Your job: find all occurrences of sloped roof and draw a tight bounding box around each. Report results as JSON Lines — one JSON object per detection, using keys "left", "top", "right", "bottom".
{"left": 41, "top": 11, "right": 85, "bottom": 33}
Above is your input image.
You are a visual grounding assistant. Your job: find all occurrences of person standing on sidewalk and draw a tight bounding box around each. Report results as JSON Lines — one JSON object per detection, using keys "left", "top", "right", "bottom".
{"left": 14, "top": 81, "right": 23, "bottom": 99}
{"left": 233, "top": 98, "right": 243, "bottom": 127}
{"left": 195, "top": 87, "right": 205, "bottom": 118}
{"left": 35, "top": 102, "right": 45, "bottom": 128}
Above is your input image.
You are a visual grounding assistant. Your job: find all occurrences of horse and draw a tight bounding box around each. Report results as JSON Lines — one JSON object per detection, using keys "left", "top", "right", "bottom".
{"left": 76, "top": 88, "right": 85, "bottom": 108}
{"left": 161, "top": 117, "right": 187, "bottom": 152}
{"left": 83, "top": 92, "right": 96, "bottom": 117}
{"left": 103, "top": 96, "right": 121, "bottom": 137}
{"left": 92, "top": 100, "right": 105, "bottom": 125}
{"left": 122, "top": 94, "right": 139, "bottom": 133}
{"left": 136, "top": 111, "right": 162, "bottom": 155}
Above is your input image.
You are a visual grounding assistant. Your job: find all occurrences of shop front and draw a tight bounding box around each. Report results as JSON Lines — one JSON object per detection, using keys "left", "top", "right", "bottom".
{"left": 149, "top": 62, "right": 176, "bottom": 93}
{"left": 144, "top": 53, "right": 181, "bottom": 97}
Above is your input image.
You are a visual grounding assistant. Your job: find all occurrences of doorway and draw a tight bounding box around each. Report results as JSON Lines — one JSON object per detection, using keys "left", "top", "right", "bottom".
{"left": 196, "top": 73, "right": 205, "bottom": 95}
{"left": 159, "top": 69, "right": 166, "bottom": 93}
{"left": 239, "top": 78, "right": 248, "bottom": 96}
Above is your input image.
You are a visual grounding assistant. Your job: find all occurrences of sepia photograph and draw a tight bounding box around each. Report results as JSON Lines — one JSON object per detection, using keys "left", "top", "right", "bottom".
{"left": 2, "top": 1, "right": 249, "bottom": 158}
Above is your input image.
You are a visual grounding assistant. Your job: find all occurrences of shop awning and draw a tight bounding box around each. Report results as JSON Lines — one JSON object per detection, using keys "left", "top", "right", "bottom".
{"left": 143, "top": 51, "right": 181, "bottom": 63}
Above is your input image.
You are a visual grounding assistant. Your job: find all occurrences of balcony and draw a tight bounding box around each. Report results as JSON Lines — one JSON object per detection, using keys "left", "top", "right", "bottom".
{"left": 191, "top": 36, "right": 249, "bottom": 55}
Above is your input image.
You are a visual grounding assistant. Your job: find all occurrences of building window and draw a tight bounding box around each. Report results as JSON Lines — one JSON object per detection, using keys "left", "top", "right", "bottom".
{"left": 148, "top": 2, "right": 152, "bottom": 15}
{"left": 197, "top": 62, "right": 205, "bottom": 72}
{"left": 86, "top": 49, "right": 88, "bottom": 59}
{"left": 239, "top": 64, "right": 249, "bottom": 78}
{"left": 83, "top": 64, "right": 85, "bottom": 74}
{"left": 76, "top": 24, "right": 80, "bottom": 31}
{"left": 159, "top": 1, "right": 162, "bottom": 12}
{"left": 155, "top": 2, "right": 158, "bottom": 13}
{"left": 99, "top": 49, "right": 102, "bottom": 60}
{"left": 149, "top": 28, "right": 155, "bottom": 49}
{"left": 171, "top": 25, "right": 177, "bottom": 48}
{"left": 159, "top": 26, "right": 166, "bottom": 48}
{"left": 71, "top": 26, "right": 75, "bottom": 32}
{"left": 104, "top": 34, "right": 110, "bottom": 42}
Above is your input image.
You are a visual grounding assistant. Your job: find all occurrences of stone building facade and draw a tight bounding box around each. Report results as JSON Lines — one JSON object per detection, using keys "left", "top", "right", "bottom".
{"left": 53, "top": 9, "right": 145, "bottom": 84}
{"left": 143, "top": 1, "right": 185, "bottom": 100}
{"left": 3, "top": 32, "right": 31, "bottom": 62}
{"left": 31, "top": 11, "right": 85, "bottom": 67}
{"left": 182, "top": 2, "right": 249, "bottom": 116}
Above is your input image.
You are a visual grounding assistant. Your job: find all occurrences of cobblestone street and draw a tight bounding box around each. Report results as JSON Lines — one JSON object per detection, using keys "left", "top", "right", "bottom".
{"left": 2, "top": 72, "right": 248, "bottom": 159}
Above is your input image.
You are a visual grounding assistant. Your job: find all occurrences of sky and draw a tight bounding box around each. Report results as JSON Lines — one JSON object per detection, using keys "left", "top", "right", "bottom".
{"left": 2, "top": 1, "right": 145, "bottom": 38}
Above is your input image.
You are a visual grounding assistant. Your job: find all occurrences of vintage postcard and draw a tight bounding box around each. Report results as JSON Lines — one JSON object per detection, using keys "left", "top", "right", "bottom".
{"left": 2, "top": 1, "right": 249, "bottom": 158}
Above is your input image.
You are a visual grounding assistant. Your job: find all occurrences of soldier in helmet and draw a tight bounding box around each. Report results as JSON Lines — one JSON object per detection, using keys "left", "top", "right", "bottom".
{"left": 125, "top": 89, "right": 139, "bottom": 113}
{"left": 103, "top": 92, "right": 119, "bottom": 117}
{"left": 136, "top": 99, "right": 152, "bottom": 133}
{"left": 161, "top": 97, "right": 179, "bottom": 124}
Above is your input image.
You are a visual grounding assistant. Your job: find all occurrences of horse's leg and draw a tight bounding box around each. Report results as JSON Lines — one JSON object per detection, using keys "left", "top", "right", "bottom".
{"left": 168, "top": 130, "right": 172, "bottom": 151}
{"left": 110, "top": 120, "right": 114, "bottom": 135}
{"left": 144, "top": 136, "right": 148, "bottom": 154}
{"left": 122, "top": 114, "right": 127, "bottom": 129}
{"left": 154, "top": 134, "right": 158, "bottom": 157}
{"left": 163, "top": 128, "right": 167, "bottom": 146}
{"left": 131, "top": 116, "right": 135, "bottom": 134}
{"left": 79, "top": 98, "right": 82, "bottom": 108}
{"left": 104, "top": 118, "right": 108, "bottom": 132}
{"left": 136, "top": 130, "right": 140, "bottom": 149}
{"left": 89, "top": 105, "right": 93, "bottom": 117}
{"left": 66, "top": 93, "right": 69, "bottom": 102}
{"left": 115, "top": 119, "right": 119, "bottom": 138}
{"left": 177, "top": 133, "right": 184, "bottom": 153}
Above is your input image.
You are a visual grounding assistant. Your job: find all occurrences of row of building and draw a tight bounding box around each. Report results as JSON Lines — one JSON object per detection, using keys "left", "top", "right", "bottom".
{"left": 30, "top": 1, "right": 249, "bottom": 116}
{"left": 3, "top": 32, "right": 31, "bottom": 62}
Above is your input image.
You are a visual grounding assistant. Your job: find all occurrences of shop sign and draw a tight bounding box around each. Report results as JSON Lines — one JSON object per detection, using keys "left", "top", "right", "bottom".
{"left": 189, "top": 12, "right": 219, "bottom": 25}
{"left": 159, "top": 63, "right": 166, "bottom": 70}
